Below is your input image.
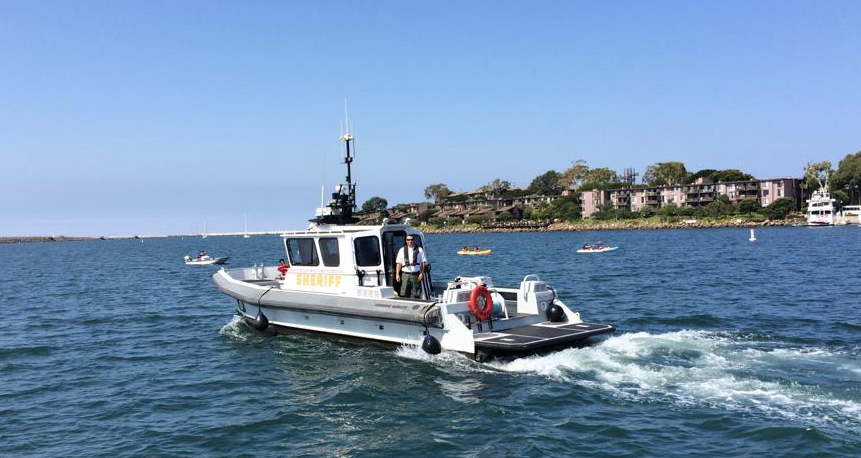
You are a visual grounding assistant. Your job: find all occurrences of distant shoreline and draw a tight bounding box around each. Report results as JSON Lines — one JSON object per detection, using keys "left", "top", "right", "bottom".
{"left": 0, "top": 236, "right": 95, "bottom": 244}
{"left": 0, "top": 217, "right": 812, "bottom": 244}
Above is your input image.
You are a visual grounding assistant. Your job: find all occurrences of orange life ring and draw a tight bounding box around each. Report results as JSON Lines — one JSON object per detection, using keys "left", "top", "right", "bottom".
{"left": 469, "top": 285, "right": 493, "bottom": 320}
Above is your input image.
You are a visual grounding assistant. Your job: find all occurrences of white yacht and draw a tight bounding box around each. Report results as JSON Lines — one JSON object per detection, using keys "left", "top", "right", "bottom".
{"left": 806, "top": 188, "right": 836, "bottom": 226}
{"left": 839, "top": 205, "right": 861, "bottom": 225}
{"left": 213, "top": 132, "right": 614, "bottom": 360}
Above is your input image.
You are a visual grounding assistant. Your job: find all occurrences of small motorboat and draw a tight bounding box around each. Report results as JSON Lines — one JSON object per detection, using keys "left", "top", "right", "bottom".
{"left": 576, "top": 246, "right": 618, "bottom": 253}
{"left": 457, "top": 249, "right": 492, "bottom": 256}
{"left": 185, "top": 255, "right": 229, "bottom": 265}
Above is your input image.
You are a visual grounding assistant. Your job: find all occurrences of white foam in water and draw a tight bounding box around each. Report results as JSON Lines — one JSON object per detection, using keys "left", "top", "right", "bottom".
{"left": 219, "top": 315, "right": 250, "bottom": 341}
{"left": 489, "top": 330, "right": 861, "bottom": 428}
{"left": 395, "top": 343, "right": 495, "bottom": 375}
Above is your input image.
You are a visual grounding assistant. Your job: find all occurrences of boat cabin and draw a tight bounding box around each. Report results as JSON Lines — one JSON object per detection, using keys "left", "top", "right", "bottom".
{"left": 279, "top": 224, "right": 429, "bottom": 297}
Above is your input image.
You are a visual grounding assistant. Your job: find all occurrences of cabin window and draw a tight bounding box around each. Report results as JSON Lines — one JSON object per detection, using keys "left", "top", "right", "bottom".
{"left": 354, "top": 236, "right": 381, "bottom": 266}
{"left": 319, "top": 237, "right": 340, "bottom": 267}
{"left": 286, "top": 238, "right": 319, "bottom": 266}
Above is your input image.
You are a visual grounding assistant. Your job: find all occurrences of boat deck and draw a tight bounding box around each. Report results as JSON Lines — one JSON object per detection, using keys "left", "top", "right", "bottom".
{"left": 474, "top": 322, "right": 615, "bottom": 351}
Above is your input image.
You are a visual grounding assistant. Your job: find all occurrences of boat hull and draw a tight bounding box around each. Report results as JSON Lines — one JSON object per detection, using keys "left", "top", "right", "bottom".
{"left": 186, "top": 257, "right": 229, "bottom": 265}
{"left": 226, "top": 293, "right": 614, "bottom": 360}
{"left": 457, "top": 250, "right": 492, "bottom": 256}
{"left": 213, "top": 270, "right": 441, "bottom": 327}
{"left": 214, "top": 266, "right": 615, "bottom": 360}
{"left": 576, "top": 247, "right": 618, "bottom": 253}
{"left": 234, "top": 300, "right": 436, "bottom": 348}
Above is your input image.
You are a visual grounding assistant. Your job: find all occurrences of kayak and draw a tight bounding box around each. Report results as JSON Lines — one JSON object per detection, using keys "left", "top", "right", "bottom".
{"left": 457, "top": 249, "right": 492, "bottom": 256}
{"left": 576, "top": 246, "right": 618, "bottom": 253}
{"left": 185, "top": 255, "right": 230, "bottom": 265}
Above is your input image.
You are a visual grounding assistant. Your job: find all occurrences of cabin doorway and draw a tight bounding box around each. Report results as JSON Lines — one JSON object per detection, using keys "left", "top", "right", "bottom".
{"left": 382, "top": 230, "right": 407, "bottom": 288}
{"left": 383, "top": 230, "right": 431, "bottom": 299}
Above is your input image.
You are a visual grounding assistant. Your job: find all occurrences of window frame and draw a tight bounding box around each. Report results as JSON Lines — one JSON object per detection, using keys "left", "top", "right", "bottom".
{"left": 318, "top": 237, "right": 341, "bottom": 267}
{"left": 354, "top": 235, "right": 382, "bottom": 267}
{"left": 285, "top": 237, "right": 320, "bottom": 266}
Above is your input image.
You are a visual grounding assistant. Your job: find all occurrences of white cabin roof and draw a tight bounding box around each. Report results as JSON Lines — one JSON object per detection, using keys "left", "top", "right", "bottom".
{"left": 280, "top": 224, "right": 423, "bottom": 237}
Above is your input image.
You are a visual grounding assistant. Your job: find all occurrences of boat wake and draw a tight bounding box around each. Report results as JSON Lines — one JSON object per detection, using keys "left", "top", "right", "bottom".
{"left": 395, "top": 344, "right": 496, "bottom": 375}
{"left": 219, "top": 315, "right": 251, "bottom": 341}
{"left": 486, "top": 330, "right": 861, "bottom": 429}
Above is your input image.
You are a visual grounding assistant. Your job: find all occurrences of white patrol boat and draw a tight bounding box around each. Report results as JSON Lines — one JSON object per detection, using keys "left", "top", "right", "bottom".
{"left": 213, "top": 132, "right": 614, "bottom": 360}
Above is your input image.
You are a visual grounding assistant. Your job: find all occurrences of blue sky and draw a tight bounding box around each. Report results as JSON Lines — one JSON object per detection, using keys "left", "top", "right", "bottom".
{"left": 2, "top": 0, "right": 860, "bottom": 236}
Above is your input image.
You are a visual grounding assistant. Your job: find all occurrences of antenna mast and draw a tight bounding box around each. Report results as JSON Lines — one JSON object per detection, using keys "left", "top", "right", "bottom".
{"left": 310, "top": 101, "right": 360, "bottom": 225}
{"left": 343, "top": 99, "right": 354, "bottom": 199}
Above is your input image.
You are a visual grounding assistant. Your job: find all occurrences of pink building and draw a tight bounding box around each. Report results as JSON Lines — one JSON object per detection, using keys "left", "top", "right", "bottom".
{"left": 580, "top": 178, "right": 802, "bottom": 218}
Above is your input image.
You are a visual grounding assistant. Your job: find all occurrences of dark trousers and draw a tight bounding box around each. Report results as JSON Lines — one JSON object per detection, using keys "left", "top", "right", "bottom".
{"left": 400, "top": 272, "right": 422, "bottom": 298}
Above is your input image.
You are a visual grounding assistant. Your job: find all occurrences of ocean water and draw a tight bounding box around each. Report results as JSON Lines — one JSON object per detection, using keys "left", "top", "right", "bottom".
{"left": 1, "top": 227, "right": 860, "bottom": 457}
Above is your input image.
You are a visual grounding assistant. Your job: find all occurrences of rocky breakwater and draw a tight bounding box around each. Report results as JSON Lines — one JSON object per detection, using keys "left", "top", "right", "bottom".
{"left": 0, "top": 236, "right": 94, "bottom": 244}
{"left": 422, "top": 217, "right": 805, "bottom": 234}
{"left": 549, "top": 217, "right": 805, "bottom": 232}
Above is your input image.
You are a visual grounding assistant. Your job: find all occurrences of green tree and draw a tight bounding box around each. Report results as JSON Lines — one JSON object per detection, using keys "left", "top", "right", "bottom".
{"left": 424, "top": 183, "right": 452, "bottom": 203}
{"left": 583, "top": 167, "right": 618, "bottom": 186}
{"left": 831, "top": 189, "right": 850, "bottom": 206}
{"left": 591, "top": 203, "right": 614, "bottom": 220}
{"left": 710, "top": 169, "right": 754, "bottom": 182}
{"left": 657, "top": 203, "right": 679, "bottom": 217}
{"left": 644, "top": 162, "right": 688, "bottom": 186}
{"left": 612, "top": 208, "right": 633, "bottom": 219}
{"left": 678, "top": 206, "right": 696, "bottom": 217}
{"left": 805, "top": 161, "right": 833, "bottom": 190}
{"left": 555, "top": 202, "right": 581, "bottom": 220}
{"left": 737, "top": 198, "right": 760, "bottom": 214}
{"left": 762, "top": 197, "right": 796, "bottom": 219}
{"left": 418, "top": 208, "right": 437, "bottom": 223}
{"left": 700, "top": 201, "right": 731, "bottom": 217}
{"left": 528, "top": 170, "right": 562, "bottom": 195}
{"left": 531, "top": 201, "right": 554, "bottom": 220}
{"left": 496, "top": 211, "right": 513, "bottom": 221}
{"left": 360, "top": 196, "right": 388, "bottom": 213}
{"left": 687, "top": 169, "right": 717, "bottom": 184}
{"left": 480, "top": 179, "right": 512, "bottom": 198}
{"left": 832, "top": 151, "right": 861, "bottom": 204}
{"left": 428, "top": 216, "right": 446, "bottom": 226}
{"left": 522, "top": 206, "right": 534, "bottom": 220}
{"left": 559, "top": 159, "right": 590, "bottom": 190}
{"left": 467, "top": 214, "right": 489, "bottom": 225}
{"left": 716, "top": 195, "right": 736, "bottom": 214}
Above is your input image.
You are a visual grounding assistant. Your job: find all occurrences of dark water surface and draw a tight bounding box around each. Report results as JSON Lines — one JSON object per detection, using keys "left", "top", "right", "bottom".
{"left": 1, "top": 227, "right": 860, "bottom": 457}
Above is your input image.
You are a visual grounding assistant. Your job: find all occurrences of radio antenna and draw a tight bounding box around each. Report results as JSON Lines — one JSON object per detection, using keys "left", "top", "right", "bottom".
{"left": 310, "top": 100, "right": 359, "bottom": 225}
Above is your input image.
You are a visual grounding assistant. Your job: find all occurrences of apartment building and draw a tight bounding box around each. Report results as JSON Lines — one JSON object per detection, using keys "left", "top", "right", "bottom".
{"left": 581, "top": 178, "right": 802, "bottom": 218}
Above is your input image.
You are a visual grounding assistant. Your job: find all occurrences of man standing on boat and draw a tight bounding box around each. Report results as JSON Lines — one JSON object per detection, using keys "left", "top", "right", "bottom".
{"left": 395, "top": 235, "right": 427, "bottom": 298}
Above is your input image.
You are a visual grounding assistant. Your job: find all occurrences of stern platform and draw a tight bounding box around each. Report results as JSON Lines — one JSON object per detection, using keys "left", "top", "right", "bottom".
{"left": 474, "top": 322, "right": 615, "bottom": 352}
